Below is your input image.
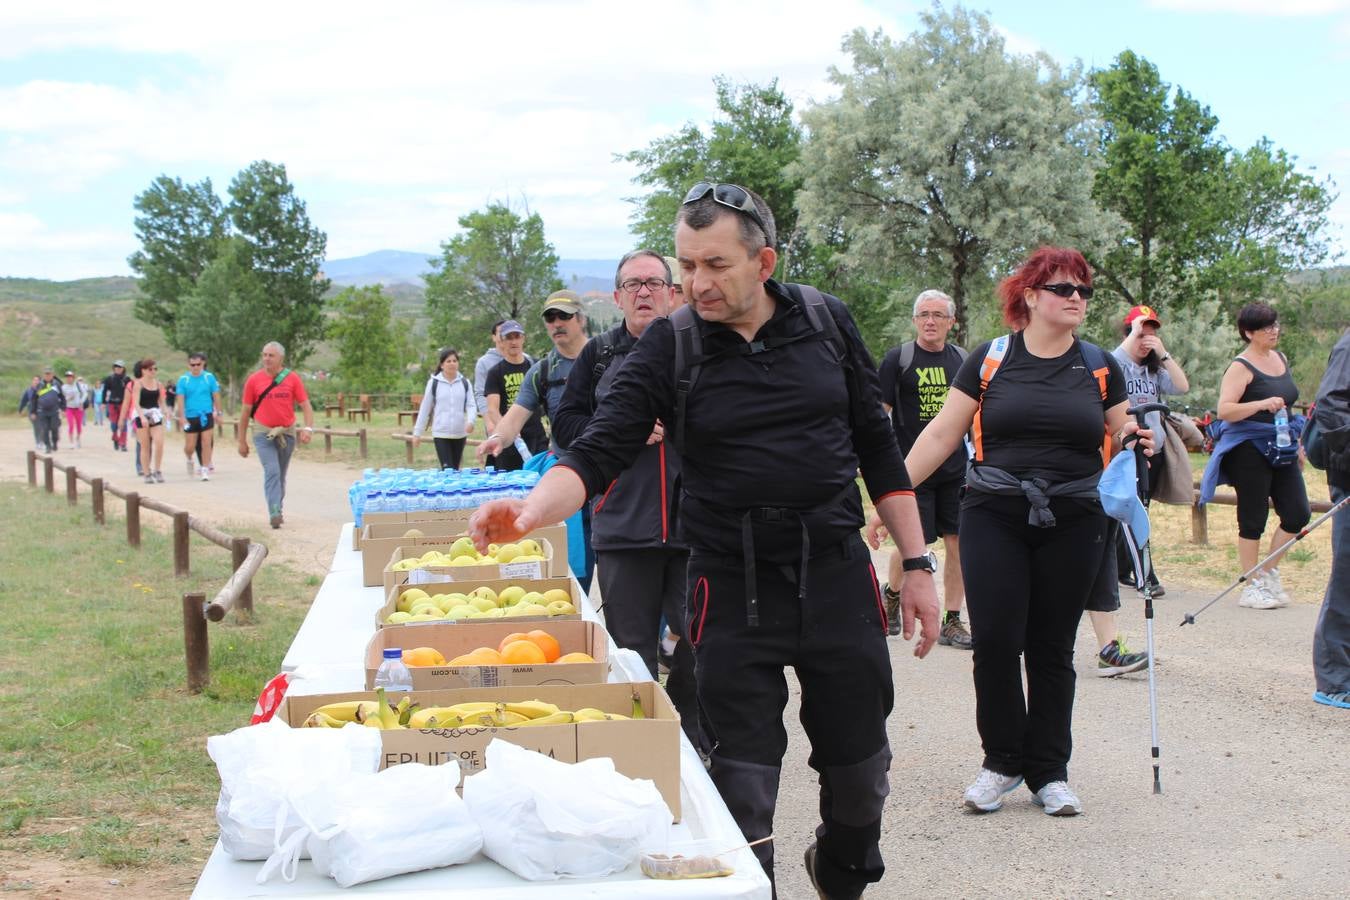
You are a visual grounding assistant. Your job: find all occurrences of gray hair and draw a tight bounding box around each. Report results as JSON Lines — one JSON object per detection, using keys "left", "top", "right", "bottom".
{"left": 913, "top": 290, "right": 955, "bottom": 318}
{"left": 675, "top": 187, "right": 776, "bottom": 255}
{"left": 614, "top": 249, "right": 671, "bottom": 287}
{"left": 263, "top": 341, "right": 286, "bottom": 359}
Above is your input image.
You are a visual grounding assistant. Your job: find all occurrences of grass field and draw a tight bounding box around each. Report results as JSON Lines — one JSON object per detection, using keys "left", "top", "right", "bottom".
{"left": 0, "top": 483, "right": 313, "bottom": 871}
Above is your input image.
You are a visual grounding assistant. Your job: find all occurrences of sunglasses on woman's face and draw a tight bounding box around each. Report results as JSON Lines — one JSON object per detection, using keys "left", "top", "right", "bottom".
{"left": 1036, "top": 282, "right": 1094, "bottom": 300}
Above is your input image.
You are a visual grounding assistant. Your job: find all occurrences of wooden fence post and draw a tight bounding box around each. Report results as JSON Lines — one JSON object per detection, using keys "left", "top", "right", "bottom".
{"left": 232, "top": 536, "right": 255, "bottom": 618}
{"left": 92, "top": 478, "right": 105, "bottom": 524}
{"left": 405, "top": 438, "right": 414, "bottom": 464}
{"left": 324, "top": 431, "right": 332, "bottom": 456}
{"left": 359, "top": 429, "right": 368, "bottom": 459}
{"left": 43, "top": 456, "right": 54, "bottom": 493}
{"left": 27, "top": 451, "right": 37, "bottom": 486}
{"left": 1190, "top": 499, "right": 1208, "bottom": 545}
{"left": 173, "top": 511, "right": 190, "bottom": 576}
{"left": 182, "top": 592, "right": 209, "bottom": 693}
{"left": 65, "top": 466, "right": 78, "bottom": 505}
{"left": 126, "top": 492, "right": 141, "bottom": 547}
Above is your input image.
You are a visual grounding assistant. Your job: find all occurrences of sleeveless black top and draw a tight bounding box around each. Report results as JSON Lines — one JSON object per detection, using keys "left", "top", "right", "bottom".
{"left": 1235, "top": 354, "right": 1297, "bottom": 424}
{"left": 139, "top": 384, "right": 161, "bottom": 410}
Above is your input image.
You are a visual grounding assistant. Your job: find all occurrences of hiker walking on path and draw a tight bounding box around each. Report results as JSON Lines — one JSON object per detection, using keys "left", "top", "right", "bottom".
{"left": 122, "top": 359, "right": 168, "bottom": 483}
{"left": 101, "top": 360, "right": 131, "bottom": 452}
{"left": 31, "top": 367, "right": 65, "bottom": 453}
{"left": 411, "top": 347, "right": 476, "bottom": 470}
{"left": 879, "top": 246, "right": 1151, "bottom": 818}
{"left": 1310, "top": 328, "right": 1350, "bottom": 709}
{"left": 878, "top": 289, "right": 972, "bottom": 649}
{"left": 175, "top": 352, "right": 221, "bottom": 481}
{"left": 1200, "top": 302, "right": 1311, "bottom": 609}
{"left": 59, "top": 371, "right": 89, "bottom": 447}
{"left": 471, "top": 183, "right": 938, "bottom": 898}
{"left": 237, "top": 341, "right": 313, "bottom": 529}
{"left": 19, "top": 375, "right": 43, "bottom": 450}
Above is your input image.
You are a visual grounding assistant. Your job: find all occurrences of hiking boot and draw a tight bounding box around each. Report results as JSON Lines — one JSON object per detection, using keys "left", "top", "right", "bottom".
{"left": 1313, "top": 690, "right": 1350, "bottom": 709}
{"left": 883, "top": 584, "right": 901, "bottom": 636}
{"left": 1144, "top": 572, "right": 1165, "bottom": 597}
{"left": 803, "top": 842, "right": 862, "bottom": 900}
{"left": 938, "top": 617, "right": 973, "bottom": 649}
{"left": 1239, "top": 579, "right": 1279, "bottom": 609}
{"left": 1262, "top": 568, "right": 1290, "bottom": 607}
{"left": 270, "top": 513, "right": 283, "bottom": 529}
{"left": 963, "top": 768, "right": 1023, "bottom": 812}
{"left": 1031, "top": 781, "right": 1082, "bottom": 816}
{"left": 1097, "top": 639, "right": 1149, "bottom": 677}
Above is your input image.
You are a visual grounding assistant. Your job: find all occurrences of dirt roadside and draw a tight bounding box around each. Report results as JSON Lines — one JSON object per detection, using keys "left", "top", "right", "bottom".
{"left": 1, "top": 423, "right": 1346, "bottom": 898}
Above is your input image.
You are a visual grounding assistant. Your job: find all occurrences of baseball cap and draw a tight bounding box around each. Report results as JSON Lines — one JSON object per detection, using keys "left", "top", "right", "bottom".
{"left": 1099, "top": 447, "right": 1150, "bottom": 548}
{"left": 43, "top": 365, "right": 53, "bottom": 373}
{"left": 1123, "top": 305, "right": 1161, "bottom": 328}
{"left": 664, "top": 257, "right": 681, "bottom": 288}
{"left": 113, "top": 360, "right": 126, "bottom": 367}
{"left": 64, "top": 370, "right": 74, "bottom": 376}
{"left": 499, "top": 319, "right": 525, "bottom": 336}
{"left": 542, "top": 290, "right": 582, "bottom": 315}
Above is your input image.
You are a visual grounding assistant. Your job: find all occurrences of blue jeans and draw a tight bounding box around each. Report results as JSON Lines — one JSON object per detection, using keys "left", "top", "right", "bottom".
{"left": 1314, "top": 485, "right": 1349, "bottom": 695}
{"left": 253, "top": 432, "right": 295, "bottom": 517}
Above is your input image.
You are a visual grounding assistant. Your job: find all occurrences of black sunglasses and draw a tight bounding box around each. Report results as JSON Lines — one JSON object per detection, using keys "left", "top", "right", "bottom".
{"left": 1037, "top": 282, "right": 1094, "bottom": 300}
{"left": 681, "top": 182, "right": 769, "bottom": 238}
{"left": 542, "top": 310, "right": 575, "bottom": 323}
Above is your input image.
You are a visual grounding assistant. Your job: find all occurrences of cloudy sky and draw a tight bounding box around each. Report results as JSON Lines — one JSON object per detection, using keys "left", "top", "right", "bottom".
{"left": 2, "top": 0, "right": 1347, "bottom": 279}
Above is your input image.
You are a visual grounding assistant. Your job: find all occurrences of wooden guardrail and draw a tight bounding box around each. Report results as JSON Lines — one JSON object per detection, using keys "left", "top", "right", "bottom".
{"left": 215, "top": 417, "right": 368, "bottom": 458}
{"left": 389, "top": 432, "right": 483, "bottom": 465}
{"left": 1189, "top": 482, "right": 1334, "bottom": 544}
{"left": 25, "top": 450, "right": 269, "bottom": 693}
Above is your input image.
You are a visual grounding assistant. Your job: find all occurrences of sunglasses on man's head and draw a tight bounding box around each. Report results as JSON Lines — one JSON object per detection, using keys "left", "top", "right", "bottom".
{"left": 542, "top": 310, "right": 575, "bottom": 323}
{"left": 681, "top": 182, "right": 769, "bottom": 238}
{"left": 1037, "top": 282, "right": 1094, "bottom": 300}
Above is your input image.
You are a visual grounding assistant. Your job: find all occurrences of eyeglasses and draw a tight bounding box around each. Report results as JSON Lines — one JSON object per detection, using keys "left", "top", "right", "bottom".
{"left": 681, "top": 182, "right": 770, "bottom": 238}
{"left": 1037, "top": 282, "right": 1094, "bottom": 300}
{"left": 914, "top": 311, "right": 952, "bottom": 321}
{"left": 542, "top": 310, "right": 575, "bottom": 323}
{"left": 618, "top": 278, "right": 669, "bottom": 295}
{"left": 1257, "top": 323, "right": 1281, "bottom": 333}
{"left": 188, "top": 362, "right": 204, "bottom": 367}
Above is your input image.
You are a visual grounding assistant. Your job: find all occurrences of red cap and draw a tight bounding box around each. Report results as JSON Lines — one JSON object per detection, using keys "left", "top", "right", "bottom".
{"left": 1123, "top": 305, "right": 1161, "bottom": 328}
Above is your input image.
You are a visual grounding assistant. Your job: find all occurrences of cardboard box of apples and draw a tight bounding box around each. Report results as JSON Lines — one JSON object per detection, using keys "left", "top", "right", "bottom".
{"left": 380, "top": 530, "right": 567, "bottom": 593}
{"left": 362, "top": 619, "right": 609, "bottom": 690}
{"left": 376, "top": 576, "right": 582, "bottom": 629}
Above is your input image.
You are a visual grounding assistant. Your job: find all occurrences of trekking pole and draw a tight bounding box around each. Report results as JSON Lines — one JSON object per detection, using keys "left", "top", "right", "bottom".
{"left": 1180, "top": 492, "right": 1350, "bottom": 627}
{"left": 1125, "top": 401, "right": 1169, "bottom": 795}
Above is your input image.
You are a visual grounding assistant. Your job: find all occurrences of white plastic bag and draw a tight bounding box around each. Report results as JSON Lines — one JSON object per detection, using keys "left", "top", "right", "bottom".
{"left": 462, "top": 738, "right": 671, "bottom": 881}
{"left": 259, "top": 763, "right": 481, "bottom": 887}
{"left": 207, "top": 718, "right": 382, "bottom": 860}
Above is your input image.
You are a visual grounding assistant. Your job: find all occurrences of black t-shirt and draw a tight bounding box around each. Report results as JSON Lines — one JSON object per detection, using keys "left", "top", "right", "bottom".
{"left": 952, "top": 333, "right": 1126, "bottom": 483}
{"left": 878, "top": 342, "right": 968, "bottom": 480}
{"left": 484, "top": 357, "right": 547, "bottom": 453}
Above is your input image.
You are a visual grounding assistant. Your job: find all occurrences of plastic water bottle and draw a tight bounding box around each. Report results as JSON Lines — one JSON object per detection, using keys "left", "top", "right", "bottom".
{"left": 374, "top": 648, "right": 413, "bottom": 692}
{"left": 1274, "top": 407, "right": 1291, "bottom": 448}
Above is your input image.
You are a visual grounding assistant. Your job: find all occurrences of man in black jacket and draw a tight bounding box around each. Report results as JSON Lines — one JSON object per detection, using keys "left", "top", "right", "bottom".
{"left": 551, "top": 250, "right": 696, "bottom": 743}
{"left": 31, "top": 367, "right": 65, "bottom": 452}
{"left": 100, "top": 360, "right": 131, "bottom": 451}
{"left": 470, "top": 183, "right": 938, "bottom": 898}
{"left": 1312, "top": 328, "right": 1350, "bottom": 709}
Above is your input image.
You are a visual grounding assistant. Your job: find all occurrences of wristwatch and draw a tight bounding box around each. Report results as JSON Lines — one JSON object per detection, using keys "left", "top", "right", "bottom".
{"left": 1159, "top": 353, "right": 1171, "bottom": 363}
{"left": 901, "top": 551, "right": 938, "bottom": 574}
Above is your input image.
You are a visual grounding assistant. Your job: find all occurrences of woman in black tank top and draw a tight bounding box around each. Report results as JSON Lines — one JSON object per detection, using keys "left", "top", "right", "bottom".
{"left": 1215, "top": 302, "right": 1311, "bottom": 607}
{"left": 119, "top": 358, "right": 168, "bottom": 484}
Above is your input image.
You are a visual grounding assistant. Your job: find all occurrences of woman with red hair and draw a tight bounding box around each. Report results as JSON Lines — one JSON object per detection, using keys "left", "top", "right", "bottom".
{"left": 879, "top": 246, "right": 1150, "bottom": 817}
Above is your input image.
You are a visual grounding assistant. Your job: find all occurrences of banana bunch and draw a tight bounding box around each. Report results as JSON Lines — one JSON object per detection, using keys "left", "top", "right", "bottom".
{"left": 302, "top": 689, "right": 647, "bottom": 729}
{"left": 302, "top": 688, "right": 418, "bottom": 729}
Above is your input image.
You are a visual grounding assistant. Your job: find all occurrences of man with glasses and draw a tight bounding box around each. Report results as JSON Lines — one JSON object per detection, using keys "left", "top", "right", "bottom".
{"left": 175, "top": 352, "right": 221, "bottom": 481}
{"left": 480, "top": 291, "right": 594, "bottom": 587}
{"left": 878, "top": 290, "right": 972, "bottom": 650}
{"left": 468, "top": 182, "right": 938, "bottom": 898}
{"left": 551, "top": 250, "right": 698, "bottom": 745}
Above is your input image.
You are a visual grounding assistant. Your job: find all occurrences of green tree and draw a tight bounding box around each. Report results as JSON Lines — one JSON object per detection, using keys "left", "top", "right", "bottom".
{"left": 327, "top": 285, "right": 401, "bottom": 392}
{"left": 796, "top": 6, "right": 1114, "bottom": 345}
{"left": 227, "top": 161, "right": 330, "bottom": 365}
{"left": 423, "top": 200, "right": 563, "bottom": 359}
{"left": 173, "top": 237, "right": 274, "bottom": 399}
{"left": 127, "top": 176, "right": 227, "bottom": 333}
{"left": 621, "top": 77, "right": 816, "bottom": 280}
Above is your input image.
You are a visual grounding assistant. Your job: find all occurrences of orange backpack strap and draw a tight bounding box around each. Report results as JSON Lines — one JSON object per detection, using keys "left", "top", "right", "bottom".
{"left": 971, "top": 334, "right": 1013, "bottom": 462}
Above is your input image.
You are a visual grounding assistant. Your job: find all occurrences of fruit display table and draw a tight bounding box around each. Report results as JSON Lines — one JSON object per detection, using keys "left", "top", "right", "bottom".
{"left": 191, "top": 524, "right": 771, "bottom": 899}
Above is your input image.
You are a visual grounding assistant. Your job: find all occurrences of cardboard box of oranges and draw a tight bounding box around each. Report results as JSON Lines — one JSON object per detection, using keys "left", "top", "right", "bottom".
{"left": 362, "top": 619, "right": 609, "bottom": 690}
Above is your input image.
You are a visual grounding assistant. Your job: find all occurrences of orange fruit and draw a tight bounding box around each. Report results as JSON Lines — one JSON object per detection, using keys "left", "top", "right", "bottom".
{"left": 500, "top": 639, "right": 547, "bottom": 665}
{"left": 468, "top": 646, "right": 504, "bottom": 665}
{"left": 447, "top": 653, "right": 476, "bottom": 666}
{"left": 402, "top": 647, "right": 447, "bottom": 667}
{"left": 525, "top": 629, "right": 561, "bottom": 663}
{"left": 555, "top": 651, "right": 595, "bottom": 664}
{"left": 497, "top": 631, "right": 530, "bottom": 654}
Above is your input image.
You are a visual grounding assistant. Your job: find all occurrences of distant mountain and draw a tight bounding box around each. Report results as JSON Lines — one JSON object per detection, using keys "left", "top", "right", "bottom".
{"left": 322, "top": 250, "right": 619, "bottom": 291}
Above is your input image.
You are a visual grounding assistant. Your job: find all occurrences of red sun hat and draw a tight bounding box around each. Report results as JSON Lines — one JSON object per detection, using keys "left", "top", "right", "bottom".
{"left": 1123, "top": 305, "right": 1162, "bottom": 328}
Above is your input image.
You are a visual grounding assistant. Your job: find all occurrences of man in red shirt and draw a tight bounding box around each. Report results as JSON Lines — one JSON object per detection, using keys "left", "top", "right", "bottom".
{"left": 237, "top": 341, "right": 314, "bottom": 528}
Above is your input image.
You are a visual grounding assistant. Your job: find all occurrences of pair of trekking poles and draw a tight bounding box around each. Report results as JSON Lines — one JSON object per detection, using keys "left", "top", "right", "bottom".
{"left": 1117, "top": 403, "right": 1350, "bottom": 795}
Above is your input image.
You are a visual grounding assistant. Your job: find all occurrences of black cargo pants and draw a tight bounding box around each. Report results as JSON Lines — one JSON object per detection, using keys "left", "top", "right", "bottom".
{"left": 686, "top": 532, "right": 893, "bottom": 897}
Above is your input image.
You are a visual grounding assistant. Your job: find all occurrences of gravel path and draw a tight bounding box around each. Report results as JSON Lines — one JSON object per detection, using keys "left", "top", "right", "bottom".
{"left": 3, "top": 424, "right": 1345, "bottom": 898}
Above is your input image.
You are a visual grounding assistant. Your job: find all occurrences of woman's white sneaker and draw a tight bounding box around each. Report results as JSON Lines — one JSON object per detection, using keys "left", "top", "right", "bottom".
{"left": 963, "top": 768, "right": 1023, "bottom": 812}
{"left": 1262, "top": 568, "right": 1291, "bottom": 607}
{"left": 1239, "top": 579, "right": 1279, "bottom": 609}
{"left": 1031, "top": 781, "right": 1082, "bottom": 816}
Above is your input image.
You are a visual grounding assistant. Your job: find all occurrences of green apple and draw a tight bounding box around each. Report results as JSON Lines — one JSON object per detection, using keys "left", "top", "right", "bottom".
{"left": 518, "top": 538, "right": 542, "bottom": 556}
{"left": 469, "top": 597, "right": 497, "bottom": 613}
{"left": 519, "top": 603, "right": 549, "bottom": 618}
{"left": 402, "top": 528, "right": 425, "bottom": 539}
{"left": 497, "top": 586, "right": 527, "bottom": 608}
{"left": 521, "top": 591, "right": 545, "bottom": 607}
{"left": 408, "top": 612, "right": 440, "bottom": 622}
{"left": 504, "top": 604, "right": 533, "bottom": 617}
{"left": 397, "top": 589, "right": 431, "bottom": 613}
{"left": 450, "top": 535, "right": 476, "bottom": 554}
{"left": 494, "top": 542, "right": 522, "bottom": 563}
{"left": 449, "top": 556, "right": 479, "bottom": 567}
{"left": 481, "top": 607, "right": 505, "bottom": 618}
{"left": 445, "top": 605, "right": 477, "bottom": 621}
{"left": 546, "top": 600, "right": 576, "bottom": 616}
{"left": 386, "top": 610, "right": 415, "bottom": 624}
{"left": 418, "top": 550, "right": 441, "bottom": 564}
{"left": 542, "top": 588, "right": 571, "bottom": 606}
{"left": 469, "top": 585, "right": 498, "bottom": 605}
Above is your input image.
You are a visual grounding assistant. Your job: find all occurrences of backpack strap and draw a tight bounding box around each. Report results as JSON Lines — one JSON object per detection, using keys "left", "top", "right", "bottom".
{"left": 424, "top": 374, "right": 438, "bottom": 424}
{"left": 1077, "top": 340, "right": 1113, "bottom": 464}
{"left": 970, "top": 335, "right": 1013, "bottom": 461}
{"left": 671, "top": 306, "right": 701, "bottom": 456}
{"left": 891, "top": 341, "right": 916, "bottom": 430}
{"left": 588, "top": 330, "right": 619, "bottom": 408}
